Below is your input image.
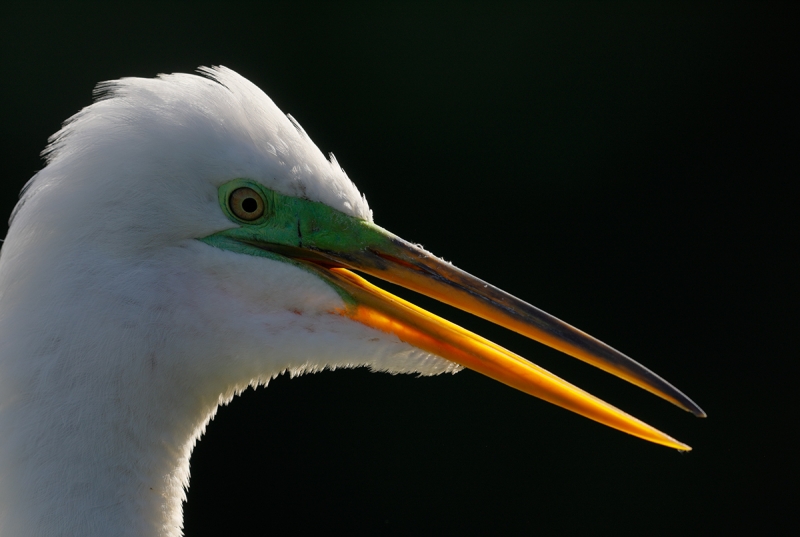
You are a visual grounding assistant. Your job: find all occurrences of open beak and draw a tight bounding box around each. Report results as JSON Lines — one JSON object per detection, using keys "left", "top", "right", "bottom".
{"left": 252, "top": 226, "right": 704, "bottom": 451}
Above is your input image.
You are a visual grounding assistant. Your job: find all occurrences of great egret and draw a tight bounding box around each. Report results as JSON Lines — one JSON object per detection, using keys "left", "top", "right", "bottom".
{"left": 0, "top": 67, "right": 703, "bottom": 536}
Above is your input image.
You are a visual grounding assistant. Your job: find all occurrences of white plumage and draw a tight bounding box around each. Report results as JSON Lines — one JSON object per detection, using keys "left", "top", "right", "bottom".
{"left": 0, "top": 67, "right": 452, "bottom": 536}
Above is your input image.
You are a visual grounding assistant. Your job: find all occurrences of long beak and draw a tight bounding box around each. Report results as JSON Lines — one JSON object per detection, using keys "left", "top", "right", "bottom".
{"left": 255, "top": 228, "right": 704, "bottom": 451}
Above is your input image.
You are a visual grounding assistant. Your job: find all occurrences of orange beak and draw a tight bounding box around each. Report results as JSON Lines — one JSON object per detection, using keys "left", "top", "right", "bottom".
{"left": 257, "top": 224, "right": 703, "bottom": 451}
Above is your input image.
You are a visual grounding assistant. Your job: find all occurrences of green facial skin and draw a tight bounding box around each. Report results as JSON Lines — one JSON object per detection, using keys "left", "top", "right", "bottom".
{"left": 199, "top": 179, "right": 396, "bottom": 305}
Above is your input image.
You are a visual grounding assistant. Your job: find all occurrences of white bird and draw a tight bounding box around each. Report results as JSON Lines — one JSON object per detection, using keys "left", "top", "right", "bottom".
{"left": 0, "top": 67, "right": 703, "bottom": 536}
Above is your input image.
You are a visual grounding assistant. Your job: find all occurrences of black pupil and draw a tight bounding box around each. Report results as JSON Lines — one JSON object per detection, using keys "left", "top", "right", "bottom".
{"left": 241, "top": 197, "right": 258, "bottom": 213}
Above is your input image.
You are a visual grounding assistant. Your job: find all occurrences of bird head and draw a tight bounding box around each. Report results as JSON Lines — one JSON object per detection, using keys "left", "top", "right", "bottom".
{"left": 2, "top": 66, "right": 701, "bottom": 452}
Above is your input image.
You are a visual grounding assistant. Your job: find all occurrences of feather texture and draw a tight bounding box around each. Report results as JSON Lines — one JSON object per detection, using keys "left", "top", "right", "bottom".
{"left": 0, "top": 67, "right": 453, "bottom": 536}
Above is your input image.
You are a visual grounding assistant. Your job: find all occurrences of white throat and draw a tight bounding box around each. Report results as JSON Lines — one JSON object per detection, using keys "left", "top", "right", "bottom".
{"left": 0, "top": 234, "right": 446, "bottom": 536}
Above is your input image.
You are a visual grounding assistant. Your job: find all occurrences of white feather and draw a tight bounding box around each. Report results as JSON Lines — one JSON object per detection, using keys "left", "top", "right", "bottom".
{"left": 0, "top": 67, "right": 455, "bottom": 536}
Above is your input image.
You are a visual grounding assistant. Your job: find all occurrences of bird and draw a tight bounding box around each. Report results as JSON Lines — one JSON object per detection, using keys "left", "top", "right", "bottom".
{"left": 0, "top": 66, "right": 704, "bottom": 536}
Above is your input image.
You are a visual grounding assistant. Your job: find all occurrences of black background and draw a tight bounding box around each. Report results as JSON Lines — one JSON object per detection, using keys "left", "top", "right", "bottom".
{"left": 2, "top": 2, "right": 797, "bottom": 535}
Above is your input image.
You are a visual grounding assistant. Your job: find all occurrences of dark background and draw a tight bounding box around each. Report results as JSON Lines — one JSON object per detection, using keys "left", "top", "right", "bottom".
{"left": 2, "top": 2, "right": 796, "bottom": 535}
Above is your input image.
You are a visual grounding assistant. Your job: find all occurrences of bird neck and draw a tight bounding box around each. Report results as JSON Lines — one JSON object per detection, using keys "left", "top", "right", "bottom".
{"left": 0, "top": 249, "right": 226, "bottom": 537}
{"left": 0, "top": 347, "right": 218, "bottom": 537}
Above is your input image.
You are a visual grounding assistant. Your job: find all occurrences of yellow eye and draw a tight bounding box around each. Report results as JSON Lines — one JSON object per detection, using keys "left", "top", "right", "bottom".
{"left": 229, "top": 187, "right": 265, "bottom": 221}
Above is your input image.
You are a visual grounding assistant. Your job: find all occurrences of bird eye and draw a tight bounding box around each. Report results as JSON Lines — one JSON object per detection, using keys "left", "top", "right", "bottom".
{"left": 229, "top": 187, "right": 265, "bottom": 221}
